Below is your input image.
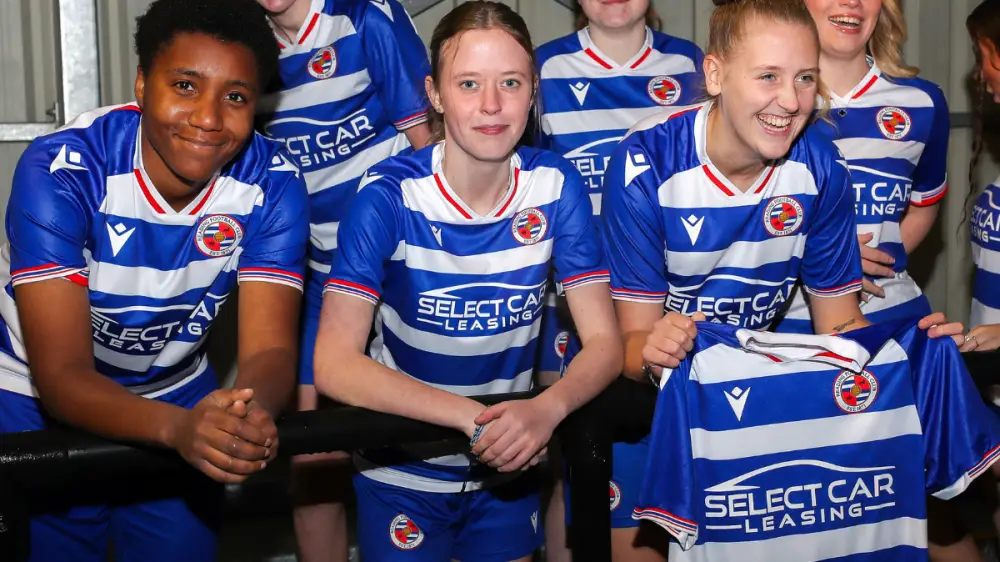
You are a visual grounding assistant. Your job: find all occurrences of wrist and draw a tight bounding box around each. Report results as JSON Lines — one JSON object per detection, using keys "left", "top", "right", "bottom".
{"left": 157, "top": 405, "right": 187, "bottom": 449}
{"left": 453, "top": 398, "right": 484, "bottom": 437}
{"left": 534, "top": 390, "right": 570, "bottom": 424}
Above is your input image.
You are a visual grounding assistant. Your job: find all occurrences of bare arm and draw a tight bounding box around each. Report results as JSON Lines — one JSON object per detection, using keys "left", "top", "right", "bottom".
{"left": 313, "top": 292, "right": 485, "bottom": 437}
{"left": 533, "top": 282, "right": 622, "bottom": 417}
{"left": 900, "top": 203, "right": 940, "bottom": 254}
{"left": 233, "top": 281, "right": 301, "bottom": 417}
{"left": 17, "top": 279, "right": 266, "bottom": 482}
{"left": 614, "top": 300, "right": 667, "bottom": 381}
{"left": 17, "top": 279, "right": 186, "bottom": 446}
{"left": 808, "top": 293, "right": 871, "bottom": 334}
{"left": 403, "top": 122, "right": 433, "bottom": 151}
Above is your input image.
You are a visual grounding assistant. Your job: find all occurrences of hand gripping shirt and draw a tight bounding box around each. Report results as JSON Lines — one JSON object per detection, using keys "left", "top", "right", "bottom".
{"left": 258, "top": 0, "right": 430, "bottom": 282}
{"left": 777, "top": 62, "right": 949, "bottom": 332}
{"left": 603, "top": 102, "right": 863, "bottom": 329}
{"left": 325, "top": 143, "right": 609, "bottom": 492}
{"left": 635, "top": 320, "right": 1000, "bottom": 561}
{"left": 0, "top": 103, "right": 309, "bottom": 399}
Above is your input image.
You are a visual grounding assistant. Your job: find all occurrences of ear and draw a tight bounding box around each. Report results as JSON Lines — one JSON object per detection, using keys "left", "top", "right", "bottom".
{"left": 704, "top": 54, "right": 723, "bottom": 98}
{"left": 134, "top": 66, "right": 146, "bottom": 110}
{"left": 425, "top": 75, "right": 443, "bottom": 114}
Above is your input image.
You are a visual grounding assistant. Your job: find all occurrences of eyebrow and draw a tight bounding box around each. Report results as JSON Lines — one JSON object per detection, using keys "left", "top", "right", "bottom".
{"left": 170, "top": 68, "right": 255, "bottom": 91}
{"left": 453, "top": 70, "right": 529, "bottom": 78}
{"left": 753, "top": 65, "right": 820, "bottom": 74}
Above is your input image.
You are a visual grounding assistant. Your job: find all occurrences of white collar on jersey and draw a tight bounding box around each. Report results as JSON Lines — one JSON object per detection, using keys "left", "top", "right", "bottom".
{"left": 133, "top": 119, "right": 222, "bottom": 216}
{"left": 826, "top": 59, "right": 882, "bottom": 110}
{"left": 577, "top": 26, "right": 654, "bottom": 70}
{"left": 735, "top": 329, "right": 873, "bottom": 374}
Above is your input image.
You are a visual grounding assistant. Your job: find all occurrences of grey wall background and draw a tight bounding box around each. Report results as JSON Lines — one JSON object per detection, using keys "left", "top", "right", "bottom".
{"left": 0, "top": 0, "right": 995, "bottom": 327}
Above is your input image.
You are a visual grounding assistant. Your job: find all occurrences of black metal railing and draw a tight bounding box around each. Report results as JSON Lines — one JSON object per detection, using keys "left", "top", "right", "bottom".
{"left": 0, "top": 378, "right": 658, "bottom": 562}
{"left": 1, "top": 349, "right": 997, "bottom": 562}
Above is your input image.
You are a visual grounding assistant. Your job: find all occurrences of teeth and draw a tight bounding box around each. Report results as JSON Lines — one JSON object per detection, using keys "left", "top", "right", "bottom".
{"left": 758, "top": 114, "right": 791, "bottom": 128}
{"left": 830, "top": 16, "right": 861, "bottom": 26}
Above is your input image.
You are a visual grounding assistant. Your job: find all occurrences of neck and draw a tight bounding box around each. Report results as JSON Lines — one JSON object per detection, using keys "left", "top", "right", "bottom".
{"left": 267, "top": 0, "right": 312, "bottom": 43}
{"left": 588, "top": 22, "right": 647, "bottom": 66}
{"left": 441, "top": 143, "right": 512, "bottom": 216}
{"left": 140, "top": 129, "right": 207, "bottom": 212}
{"left": 820, "top": 51, "right": 871, "bottom": 98}
{"left": 706, "top": 106, "right": 766, "bottom": 191}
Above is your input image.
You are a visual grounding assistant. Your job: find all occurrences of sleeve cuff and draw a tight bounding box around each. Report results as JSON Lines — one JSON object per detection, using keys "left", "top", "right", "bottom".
{"left": 910, "top": 181, "right": 947, "bottom": 207}
{"left": 394, "top": 110, "right": 430, "bottom": 131}
{"left": 10, "top": 264, "right": 88, "bottom": 287}
{"left": 804, "top": 280, "right": 863, "bottom": 298}
{"left": 324, "top": 279, "right": 380, "bottom": 306}
{"left": 237, "top": 268, "right": 305, "bottom": 292}
{"left": 559, "top": 270, "right": 610, "bottom": 292}
{"left": 610, "top": 286, "right": 667, "bottom": 303}
{"left": 932, "top": 443, "right": 1000, "bottom": 500}
{"left": 632, "top": 507, "right": 699, "bottom": 550}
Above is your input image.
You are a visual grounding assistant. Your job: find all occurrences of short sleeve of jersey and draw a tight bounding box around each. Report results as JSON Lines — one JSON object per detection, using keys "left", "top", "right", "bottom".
{"left": 910, "top": 85, "right": 950, "bottom": 207}
{"left": 602, "top": 136, "right": 668, "bottom": 303}
{"left": 237, "top": 165, "right": 310, "bottom": 292}
{"left": 552, "top": 163, "right": 610, "bottom": 292}
{"left": 913, "top": 335, "right": 1000, "bottom": 499}
{"left": 7, "top": 141, "right": 93, "bottom": 287}
{"left": 633, "top": 364, "right": 700, "bottom": 550}
{"left": 323, "top": 176, "right": 400, "bottom": 305}
{"left": 800, "top": 151, "right": 864, "bottom": 298}
{"left": 360, "top": 0, "right": 431, "bottom": 131}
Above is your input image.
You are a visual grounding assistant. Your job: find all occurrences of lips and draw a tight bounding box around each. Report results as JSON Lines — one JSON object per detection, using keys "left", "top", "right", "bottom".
{"left": 757, "top": 113, "right": 793, "bottom": 135}
{"left": 829, "top": 14, "right": 862, "bottom": 33}
{"left": 474, "top": 125, "right": 509, "bottom": 136}
{"left": 177, "top": 134, "right": 225, "bottom": 149}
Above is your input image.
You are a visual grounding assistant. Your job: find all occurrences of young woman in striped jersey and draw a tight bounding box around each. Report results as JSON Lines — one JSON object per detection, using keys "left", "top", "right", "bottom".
{"left": 313, "top": 2, "right": 622, "bottom": 559}
{"left": 254, "top": 1, "right": 433, "bottom": 559}
{"left": 533, "top": 1, "right": 704, "bottom": 559}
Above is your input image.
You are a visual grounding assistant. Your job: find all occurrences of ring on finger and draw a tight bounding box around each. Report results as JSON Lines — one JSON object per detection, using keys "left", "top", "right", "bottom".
{"left": 965, "top": 333, "right": 979, "bottom": 346}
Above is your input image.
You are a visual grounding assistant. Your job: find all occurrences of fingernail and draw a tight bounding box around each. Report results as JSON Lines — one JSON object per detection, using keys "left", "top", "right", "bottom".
{"left": 261, "top": 461, "right": 267, "bottom": 470}
{"left": 265, "top": 438, "right": 272, "bottom": 447}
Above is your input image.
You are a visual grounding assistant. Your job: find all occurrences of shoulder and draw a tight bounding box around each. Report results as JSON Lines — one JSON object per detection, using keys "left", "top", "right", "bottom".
{"left": 878, "top": 73, "right": 949, "bottom": 110}
{"left": 358, "top": 144, "right": 435, "bottom": 199}
{"left": 789, "top": 122, "right": 843, "bottom": 167}
{"left": 516, "top": 145, "right": 577, "bottom": 177}
{"left": 628, "top": 103, "right": 701, "bottom": 139}
{"left": 223, "top": 133, "right": 307, "bottom": 202}
{"left": 16, "top": 103, "right": 141, "bottom": 190}
{"left": 536, "top": 32, "right": 582, "bottom": 67}
{"left": 650, "top": 30, "right": 704, "bottom": 60}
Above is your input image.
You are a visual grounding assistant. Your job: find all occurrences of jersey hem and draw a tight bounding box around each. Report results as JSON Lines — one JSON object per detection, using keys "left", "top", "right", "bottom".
{"left": 909, "top": 181, "right": 948, "bottom": 207}
{"left": 237, "top": 268, "right": 305, "bottom": 292}
{"left": 805, "top": 280, "right": 863, "bottom": 298}
{"left": 324, "top": 279, "right": 380, "bottom": 305}
{"left": 632, "top": 506, "right": 698, "bottom": 550}
{"left": 10, "top": 264, "right": 88, "bottom": 287}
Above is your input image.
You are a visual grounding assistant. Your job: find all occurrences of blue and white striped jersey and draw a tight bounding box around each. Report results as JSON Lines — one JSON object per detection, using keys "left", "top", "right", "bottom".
{"left": 636, "top": 320, "right": 1000, "bottom": 561}
{"left": 0, "top": 104, "right": 309, "bottom": 400}
{"left": 602, "top": 102, "right": 862, "bottom": 329}
{"left": 258, "top": 0, "right": 430, "bottom": 286}
{"left": 325, "top": 143, "right": 608, "bottom": 492}
{"left": 777, "top": 62, "right": 949, "bottom": 332}
{"left": 536, "top": 27, "right": 703, "bottom": 215}
{"left": 971, "top": 181, "right": 1000, "bottom": 327}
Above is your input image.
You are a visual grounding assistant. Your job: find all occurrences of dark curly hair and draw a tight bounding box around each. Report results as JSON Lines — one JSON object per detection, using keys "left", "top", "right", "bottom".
{"left": 134, "top": 0, "right": 279, "bottom": 88}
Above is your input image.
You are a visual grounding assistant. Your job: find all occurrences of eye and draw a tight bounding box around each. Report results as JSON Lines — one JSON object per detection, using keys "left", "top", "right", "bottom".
{"left": 759, "top": 73, "right": 777, "bottom": 82}
{"left": 226, "top": 91, "right": 248, "bottom": 103}
{"left": 797, "top": 74, "right": 816, "bottom": 85}
{"left": 174, "top": 80, "right": 195, "bottom": 92}
{"left": 459, "top": 80, "right": 477, "bottom": 89}
{"left": 502, "top": 79, "right": 520, "bottom": 88}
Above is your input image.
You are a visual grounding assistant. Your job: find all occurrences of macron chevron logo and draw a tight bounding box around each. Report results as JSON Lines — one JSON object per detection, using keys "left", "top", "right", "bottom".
{"left": 681, "top": 215, "right": 704, "bottom": 245}
{"left": 724, "top": 386, "right": 750, "bottom": 422}
{"left": 624, "top": 151, "right": 650, "bottom": 187}
{"left": 370, "top": 0, "right": 394, "bottom": 21}
{"left": 50, "top": 145, "right": 87, "bottom": 174}
{"left": 268, "top": 153, "right": 300, "bottom": 178}
{"left": 569, "top": 81, "right": 590, "bottom": 106}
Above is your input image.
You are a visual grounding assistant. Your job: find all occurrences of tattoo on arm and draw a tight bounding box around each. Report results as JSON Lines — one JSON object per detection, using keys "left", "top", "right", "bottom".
{"left": 831, "top": 319, "right": 857, "bottom": 333}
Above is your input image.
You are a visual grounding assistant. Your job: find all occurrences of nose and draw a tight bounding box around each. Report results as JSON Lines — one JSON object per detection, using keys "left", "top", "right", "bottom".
{"left": 776, "top": 79, "right": 801, "bottom": 115}
{"left": 480, "top": 83, "right": 501, "bottom": 116}
{"left": 839, "top": 0, "right": 861, "bottom": 7}
{"left": 189, "top": 98, "right": 223, "bottom": 132}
